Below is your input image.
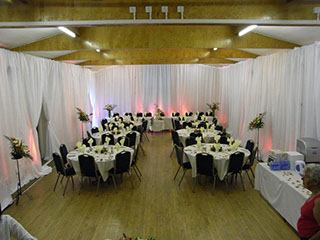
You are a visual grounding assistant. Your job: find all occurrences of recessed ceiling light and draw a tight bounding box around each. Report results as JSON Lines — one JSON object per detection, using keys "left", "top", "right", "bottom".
{"left": 213, "top": 48, "right": 218, "bottom": 51}
{"left": 84, "top": 41, "right": 93, "bottom": 47}
{"left": 58, "top": 26, "right": 76, "bottom": 38}
{"left": 238, "top": 25, "right": 258, "bottom": 37}
{"left": 96, "top": 49, "right": 101, "bottom": 52}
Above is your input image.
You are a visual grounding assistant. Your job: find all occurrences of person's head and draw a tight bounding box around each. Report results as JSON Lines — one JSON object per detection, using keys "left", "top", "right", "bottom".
{"left": 303, "top": 164, "right": 320, "bottom": 190}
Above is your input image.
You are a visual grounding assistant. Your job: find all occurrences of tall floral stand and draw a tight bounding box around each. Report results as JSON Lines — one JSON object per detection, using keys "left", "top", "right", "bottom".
{"left": 107, "top": 110, "right": 112, "bottom": 118}
{"left": 256, "top": 128, "right": 262, "bottom": 162}
{"left": 80, "top": 122, "right": 84, "bottom": 139}
{"left": 13, "top": 155, "right": 32, "bottom": 205}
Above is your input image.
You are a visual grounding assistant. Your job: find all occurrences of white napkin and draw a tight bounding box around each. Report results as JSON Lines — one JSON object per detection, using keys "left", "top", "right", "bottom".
{"left": 195, "top": 122, "right": 199, "bottom": 129}
{"left": 201, "top": 115, "right": 205, "bottom": 121}
{"left": 120, "top": 123, "right": 124, "bottom": 129}
{"left": 108, "top": 123, "right": 113, "bottom": 130}
{"left": 205, "top": 116, "right": 208, "bottom": 121}
{"left": 126, "top": 126, "right": 130, "bottom": 132}
{"left": 88, "top": 138, "right": 93, "bottom": 148}
{"left": 133, "top": 116, "right": 137, "bottom": 122}
{"left": 76, "top": 141, "right": 82, "bottom": 150}
{"left": 210, "top": 125, "right": 215, "bottom": 132}
{"left": 114, "top": 127, "right": 118, "bottom": 132}
{"left": 120, "top": 138, "right": 125, "bottom": 147}
{"left": 119, "top": 118, "right": 122, "bottom": 123}
{"left": 230, "top": 143, "right": 236, "bottom": 151}
{"left": 184, "top": 116, "right": 187, "bottom": 121}
{"left": 193, "top": 116, "right": 197, "bottom": 122}
{"left": 207, "top": 111, "right": 210, "bottom": 115}
{"left": 115, "top": 116, "right": 119, "bottom": 120}
{"left": 196, "top": 137, "right": 202, "bottom": 151}
{"left": 105, "top": 137, "right": 110, "bottom": 145}
{"left": 227, "top": 137, "right": 234, "bottom": 146}
{"left": 98, "top": 125, "right": 103, "bottom": 133}
{"left": 96, "top": 145, "right": 103, "bottom": 154}
{"left": 129, "top": 125, "right": 133, "bottom": 130}
{"left": 115, "top": 142, "right": 120, "bottom": 151}
{"left": 200, "top": 127, "right": 204, "bottom": 133}
{"left": 234, "top": 140, "right": 241, "bottom": 149}
{"left": 144, "top": 112, "right": 147, "bottom": 116}
{"left": 196, "top": 111, "right": 199, "bottom": 115}
{"left": 214, "top": 135, "right": 221, "bottom": 143}
{"left": 206, "top": 123, "right": 210, "bottom": 129}
{"left": 186, "top": 126, "right": 190, "bottom": 133}
{"left": 81, "top": 145, "right": 86, "bottom": 153}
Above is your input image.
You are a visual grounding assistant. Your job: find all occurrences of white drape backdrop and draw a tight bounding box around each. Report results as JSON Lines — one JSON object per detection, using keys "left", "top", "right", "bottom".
{"left": 94, "top": 42, "right": 320, "bottom": 162}
{"left": 0, "top": 49, "right": 93, "bottom": 209}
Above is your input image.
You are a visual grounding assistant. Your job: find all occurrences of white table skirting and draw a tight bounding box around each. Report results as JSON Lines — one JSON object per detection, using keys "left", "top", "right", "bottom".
{"left": 254, "top": 163, "right": 310, "bottom": 231}
{"left": 67, "top": 146, "right": 134, "bottom": 182}
{"left": 184, "top": 143, "right": 250, "bottom": 180}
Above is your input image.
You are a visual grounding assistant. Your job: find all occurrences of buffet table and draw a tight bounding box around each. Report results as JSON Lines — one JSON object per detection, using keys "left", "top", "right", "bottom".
{"left": 254, "top": 163, "right": 310, "bottom": 231}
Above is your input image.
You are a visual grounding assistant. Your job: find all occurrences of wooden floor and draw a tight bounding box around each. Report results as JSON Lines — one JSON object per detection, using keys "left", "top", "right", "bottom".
{"left": 4, "top": 132, "right": 299, "bottom": 240}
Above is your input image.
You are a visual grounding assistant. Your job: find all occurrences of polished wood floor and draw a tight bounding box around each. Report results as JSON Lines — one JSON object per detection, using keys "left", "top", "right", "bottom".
{"left": 4, "top": 132, "right": 299, "bottom": 240}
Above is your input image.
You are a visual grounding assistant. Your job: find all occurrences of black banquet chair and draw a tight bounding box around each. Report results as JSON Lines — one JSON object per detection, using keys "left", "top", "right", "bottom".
{"left": 109, "top": 151, "right": 134, "bottom": 193}
{"left": 242, "top": 147, "right": 257, "bottom": 187}
{"left": 52, "top": 153, "right": 75, "bottom": 196}
{"left": 101, "top": 133, "right": 115, "bottom": 145}
{"left": 185, "top": 137, "right": 197, "bottom": 147}
{"left": 225, "top": 151, "right": 245, "bottom": 192}
{"left": 136, "top": 112, "right": 143, "bottom": 117}
{"left": 78, "top": 154, "right": 102, "bottom": 196}
{"left": 82, "top": 137, "right": 96, "bottom": 147}
{"left": 117, "top": 136, "right": 130, "bottom": 147}
{"left": 173, "top": 145, "right": 192, "bottom": 186}
{"left": 245, "top": 139, "right": 255, "bottom": 156}
{"left": 59, "top": 144, "right": 68, "bottom": 165}
{"left": 131, "top": 144, "right": 142, "bottom": 181}
{"left": 91, "top": 127, "right": 99, "bottom": 134}
{"left": 101, "top": 118, "right": 108, "bottom": 130}
{"left": 126, "top": 131, "right": 137, "bottom": 148}
{"left": 193, "top": 153, "right": 217, "bottom": 195}
{"left": 215, "top": 125, "right": 223, "bottom": 131}
{"left": 170, "top": 130, "right": 183, "bottom": 157}
{"left": 190, "top": 132, "right": 203, "bottom": 139}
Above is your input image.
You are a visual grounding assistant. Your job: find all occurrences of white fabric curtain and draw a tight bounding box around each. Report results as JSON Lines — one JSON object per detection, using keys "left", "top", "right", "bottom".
{"left": 94, "top": 42, "right": 320, "bottom": 161}
{"left": 0, "top": 49, "right": 93, "bottom": 209}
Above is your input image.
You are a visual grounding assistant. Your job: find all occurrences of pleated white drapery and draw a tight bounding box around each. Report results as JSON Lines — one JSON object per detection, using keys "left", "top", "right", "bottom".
{"left": 0, "top": 49, "right": 94, "bottom": 209}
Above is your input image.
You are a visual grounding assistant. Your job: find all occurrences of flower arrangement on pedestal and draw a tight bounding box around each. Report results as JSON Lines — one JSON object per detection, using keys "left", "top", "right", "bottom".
{"left": 207, "top": 102, "right": 219, "bottom": 116}
{"left": 4, "top": 136, "right": 33, "bottom": 160}
{"left": 76, "top": 107, "right": 92, "bottom": 123}
{"left": 104, "top": 104, "right": 117, "bottom": 118}
{"left": 249, "top": 112, "right": 266, "bottom": 130}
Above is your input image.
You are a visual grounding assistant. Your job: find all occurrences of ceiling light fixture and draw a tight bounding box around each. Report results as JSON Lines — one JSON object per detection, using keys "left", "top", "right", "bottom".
{"left": 58, "top": 26, "right": 76, "bottom": 38}
{"left": 213, "top": 48, "right": 218, "bottom": 51}
{"left": 96, "top": 49, "right": 100, "bottom": 52}
{"left": 84, "top": 41, "right": 93, "bottom": 47}
{"left": 238, "top": 25, "right": 258, "bottom": 37}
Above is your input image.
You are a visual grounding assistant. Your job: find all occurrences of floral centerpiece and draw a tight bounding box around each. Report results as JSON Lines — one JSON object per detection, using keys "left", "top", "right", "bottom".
{"left": 154, "top": 104, "right": 164, "bottom": 119}
{"left": 76, "top": 107, "right": 92, "bottom": 123}
{"left": 104, "top": 104, "right": 117, "bottom": 118}
{"left": 207, "top": 102, "right": 219, "bottom": 116}
{"left": 249, "top": 112, "right": 266, "bottom": 130}
{"left": 4, "top": 136, "right": 33, "bottom": 160}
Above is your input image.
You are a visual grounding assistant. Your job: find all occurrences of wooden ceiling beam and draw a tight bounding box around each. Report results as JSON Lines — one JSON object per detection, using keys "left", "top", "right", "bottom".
{"left": 12, "top": 25, "right": 298, "bottom": 52}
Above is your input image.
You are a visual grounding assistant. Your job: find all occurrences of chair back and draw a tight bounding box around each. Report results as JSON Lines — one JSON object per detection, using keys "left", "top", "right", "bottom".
{"left": 248, "top": 147, "right": 257, "bottom": 167}
{"left": 113, "top": 113, "right": 120, "bottom": 117}
{"left": 174, "top": 119, "right": 182, "bottom": 130}
{"left": 130, "top": 116, "right": 134, "bottom": 121}
{"left": 228, "top": 152, "right": 245, "bottom": 174}
{"left": 101, "top": 118, "right": 108, "bottom": 130}
{"left": 196, "top": 153, "right": 214, "bottom": 176}
{"left": 125, "top": 112, "right": 132, "bottom": 116}
{"left": 199, "top": 112, "right": 204, "bottom": 116}
{"left": 118, "top": 136, "right": 130, "bottom": 147}
{"left": 205, "top": 112, "right": 213, "bottom": 116}
{"left": 215, "top": 125, "right": 223, "bottom": 131}
{"left": 132, "top": 144, "right": 140, "bottom": 165}
{"left": 183, "top": 121, "right": 192, "bottom": 129}
{"left": 175, "top": 112, "right": 180, "bottom": 116}
{"left": 160, "top": 113, "right": 165, "bottom": 116}
{"left": 91, "top": 127, "right": 99, "bottom": 134}
{"left": 53, "top": 153, "right": 66, "bottom": 175}
{"left": 114, "top": 151, "right": 131, "bottom": 173}
{"left": 136, "top": 112, "right": 143, "bottom": 117}
{"left": 59, "top": 144, "right": 68, "bottom": 165}
{"left": 126, "top": 132, "right": 137, "bottom": 148}
{"left": 174, "top": 145, "right": 184, "bottom": 167}
{"left": 186, "top": 112, "right": 193, "bottom": 116}
{"left": 212, "top": 117, "right": 218, "bottom": 125}
{"left": 185, "top": 137, "right": 197, "bottom": 146}
{"left": 87, "top": 131, "right": 92, "bottom": 139}
{"left": 190, "top": 132, "right": 203, "bottom": 139}
{"left": 142, "top": 120, "right": 148, "bottom": 132}
{"left": 219, "top": 136, "right": 229, "bottom": 144}
{"left": 171, "top": 117, "right": 175, "bottom": 129}
{"left": 245, "top": 139, "right": 255, "bottom": 154}
{"left": 82, "top": 138, "right": 96, "bottom": 147}
{"left": 171, "top": 130, "right": 181, "bottom": 146}
{"left": 145, "top": 112, "right": 152, "bottom": 117}
{"left": 101, "top": 134, "right": 115, "bottom": 145}
{"left": 79, "top": 154, "right": 98, "bottom": 177}
{"left": 198, "top": 122, "right": 207, "bottom": 129}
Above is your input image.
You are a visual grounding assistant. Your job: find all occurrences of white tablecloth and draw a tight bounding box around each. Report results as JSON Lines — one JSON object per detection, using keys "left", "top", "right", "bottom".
{"left": 67, "top": 146, "right": 134, "bottom": 181}
{"left": 177, "top": 129, "right": 220, "bottom": 147}
{"left": 151, "top": 120, "right": 165, "bottom": 132}
{"left": 92, "top": 130, "right": 140, "bottom": 148}
{"left": 254, "top": 163, "right": 310, "bottom": 231}
{"left": 183, "top": 143, "right": 250, "bottom": 180}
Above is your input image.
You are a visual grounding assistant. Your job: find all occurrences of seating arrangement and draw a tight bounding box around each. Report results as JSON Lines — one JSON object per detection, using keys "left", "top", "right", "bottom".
{"left": 101, "top": 133, "right": 115, "bottom": 145}
{"left": 173, "top": 145, "right": 192, "bottom": 186}
{"left": 126, "top": 132, "right": 137, "bottom": 148}
{"left": 91, "top": 127, "right": 99, "bottom": 134}
{"left": 225, "top": 152, "right": 245, "bottom": 192}
{"left": 242, "top": 147, "right": 257, "bottom": 187}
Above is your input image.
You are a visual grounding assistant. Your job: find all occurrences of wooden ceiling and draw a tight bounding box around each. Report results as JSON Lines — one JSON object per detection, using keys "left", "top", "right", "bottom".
{"left": 0, "top": 0, "right": 319, "bottom": 68}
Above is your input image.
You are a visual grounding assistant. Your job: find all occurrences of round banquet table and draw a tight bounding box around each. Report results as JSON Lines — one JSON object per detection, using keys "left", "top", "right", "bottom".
{"left": 177, "top": 128, "right": 221, "bottom": 147}
{"left": 183, "top": 143, "right": 250, "bottom": 180}
{"left": 92, "top": 130, "right": 140, "bottom": 148}
{"left": 67, "top": 145, "right": 134, "bottom": 182}
{"left": 106, "top": 120, "right": 142, "bottom": 130}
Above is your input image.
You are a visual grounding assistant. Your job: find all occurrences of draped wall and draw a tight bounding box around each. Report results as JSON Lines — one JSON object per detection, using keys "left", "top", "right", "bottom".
{"left": 94, "top": 42, "right": 320, "bottom": 162}
{"left": 0, "top": 49, "right": 94, "bottom": 209}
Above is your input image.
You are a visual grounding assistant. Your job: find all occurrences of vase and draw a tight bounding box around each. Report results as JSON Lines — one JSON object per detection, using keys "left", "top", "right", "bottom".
{"left": 12, "top": 153, "right": 22, "bottom": 160}
{"left": 108, "top": 110, "right": 111, "bottom": 118}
